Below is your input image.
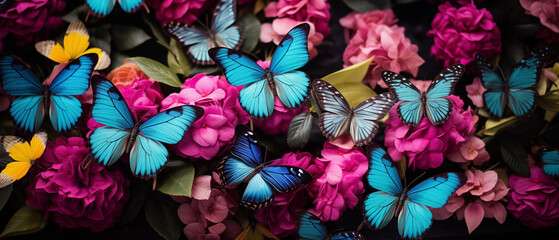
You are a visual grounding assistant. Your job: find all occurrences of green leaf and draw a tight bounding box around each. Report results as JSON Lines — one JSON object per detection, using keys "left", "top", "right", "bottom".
{"left": 0, "top": 206, "right": 46, "bottom": 239}
{"left": 145, "top": 193, "right": 183, "bottom": 240}
{"left": 111, "top": 24, "right": 151, "bottom": 51}
{"left": 142, "top": 12, "right": 171, "bottom": 50}
{"left": 237, "top": 13, "right": 261, "bottom": 52}
{"left": 538, "top": 92, "right": 559, "bottom": 112}
{"left": 128, "top": 57, "right": 183, "bottom": 88}
{"left": 287, "top": 112, "right": 314, "bottom": 148}
{"left": 155, "top": 161, "right": 195, "bottom": 197}
{"left": 499, "top": 137, "right": 530, "bottom": 177}
{"left": 343, "top": 0, "right": 390, "bottom": 12}
{"left": 0, "top": 184, "right": 12, "bottom": 212}
{"left": 167, "top": 39, "right": 192, "bottom": 76}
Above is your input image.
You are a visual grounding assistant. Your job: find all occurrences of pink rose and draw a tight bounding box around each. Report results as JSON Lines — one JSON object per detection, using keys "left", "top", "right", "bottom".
{"left": 384, "top": 95, "right": 476, "bottom": 169}
{"left": 427, "top": 2, "right": 501, "bottom": 70}
{"left": 507, "top": 167, "right": 559, "bottom": 229}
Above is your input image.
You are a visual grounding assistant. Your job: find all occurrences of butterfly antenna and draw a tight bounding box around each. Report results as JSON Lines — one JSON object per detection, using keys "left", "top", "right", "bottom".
{"left": 357, "top": 221, "right": 365, "bottom": 231}
{"left": 407, "top": 171, "right": 427, "bottom": 187}
{"left": 249, "top": 119, "right": 254, "bottom": 131}
{"left": 152, "top": 177, "right": 157, "bottom": 190}
{"left": 496, "top": 65, "right": 506, "bottom": 80}
{"left": 142, "top": 3, "right": 150, "bottom": 14}
{"left": 81, "top": 154, "right": 94, "bottom": 170}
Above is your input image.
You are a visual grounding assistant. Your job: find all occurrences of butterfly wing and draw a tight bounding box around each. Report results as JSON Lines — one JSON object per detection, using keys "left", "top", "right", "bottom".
{"left": 362, "top": 191, "right": 399, "bottom": 231}
{"left": 238, "top": 75, "right": 275, "bottom": 118}
{"left": 241, "top": 172, "right": 274, "bottom": 210}
{"left": 397, "top": 200, "right": 433, "bottom": 240}
{"left": 0, "top": 131, "right": 47, "bottom": 188}
{"left": 10, "top": 96, "right": 44, "bottom": 132}
{"left": 211, "top": 0, "right": 242, "bottom": 51}
{"left": 86, "top": 0, "right": 117, "bottom": 16}
{"left": 406, "top": 173, "right": 465, "bottom": 208}
{"left": 350, "top": 92, "right": 396, "bottom": 147}
{"left": 89, "top": 126, "right": 131, "bottom": 166}
{"left": 505, "top": 51, "right": 544, "bottom": 117}
{"left": 329, "top": 232, "right": 365, "bottom": 240}
{"left": 541, "top": 149, "right": 559, "bottom": 177}
{"left": 139, "top": 105, "right": 203, "bottom": 144}
{"left": 312, "top": 79, "right": 352, "bottom": 140}
{"left": 49, "top": 53, "right": 97, "bottom": 96}
{"left": 0, "top": 56, "right": 44, "bottom": 96}
{"left": 129, "top": 134, "right": 168, "bottom": 177}
{"left": 209, "top": 48, "right": 266, "bottom": 86}
{"left": 49, "top": 95, "right": 83, "bottom": 132}
{"left": 476, "top": 54, "right": 507, "bottom": 119}
{"left": 260, "top": 165, "right": 313, "bottom": 193}
{"left": 424, "top": 64, "right": 464, "bottom": 125}
{"left": 216, "top": 125, "right": 262, "bottom": 186}
{"left": 269, "top": 23, "right": 310, "bottom": 74}
{"left": 118, "top": 0, "right": 144, "bottom": 13}
{"left": 366, "top": 143, "right": 403, "bottom": 195}
{"left": 382, "top": 71, "right": 424, "bottom": 127}
{"left": 297, "top": 211, "right": 329, "bottom": 240}
{"left": 91, "top": 75, "right": 135, "bottom": 129}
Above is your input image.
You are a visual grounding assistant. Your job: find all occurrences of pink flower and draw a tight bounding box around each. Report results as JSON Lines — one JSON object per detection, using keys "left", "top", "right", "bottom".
{"left": 507, "top": 167, "right": 559, "bottom": 229}
{"left": 254, "top": 152, "right": 319, "bottom": 237}
{"left": 264, "top": 0, "right": 330, "bottom": 37}
{"left": 161, "top": 73, "right": 249, "bottom": 160}
{"left": 146, "top": 0, "right": 208, "bottom": 25}
{"left": 26, "top": 137, "right": 129, "bottom": 232}
{"left": 427, "top": 2, "right": 501, "bottom": 69}
{"left": 260, "top": 18, "right": 324, "bottom": 59}
{"left": 432, "top": 170, "right": 508, "bottom": 233}
{"left": 520, "top": 0, "right": 559, "bottom": 33}
{"left": 339, "top": 10, "right": 398, "bottom": 43}
{"left": 342, "top": 13, "right": 424, "bottom": 89}
{"left": 384, "top": 95, "right": 476, "bottom": 169}
{"left": 0, "top": 0, "right": 66, "bottom": 51}
{"left": 466, "top": 77, "right": 487, "bottom": 107}
{"left": 447, "top": 136, "right": 490, "bottom": 166}
{"left": 307, "top": 142, "right": 368, "bottom": 221}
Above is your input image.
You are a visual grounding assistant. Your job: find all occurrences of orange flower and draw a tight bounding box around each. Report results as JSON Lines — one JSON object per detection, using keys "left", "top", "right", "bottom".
{"left": 106, "top": 60, "right": 148, "bottom": 86}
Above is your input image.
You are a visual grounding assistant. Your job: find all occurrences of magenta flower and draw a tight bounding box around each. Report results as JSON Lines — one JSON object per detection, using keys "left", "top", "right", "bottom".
{"left": 520, "top": 0, "right": 559, "bottom": 33}
{"left": 264, "top": 0, "right": 331, "bottom": 37}
{"left": 307, "top": 142, "right": 368, "bottom": 221}
{"left": 384, "top": 95, "right": 476, "bottom": 169}
{"left": 26, "top": 137, "right": 129, "bottom": 232}
{"left": 507, "top": 167, "right": 559, "bottom": 229}
{"left": 161, "top": 73, "right": 250, "bottom": 160}
{"left": 145, "top": 0, "right": 208, "bottom": 25}
{"left": 428, "top": 2, "right": 501, "bottom": 69}
{"left": 432, "top": 169, "right": 508, "bottom": 233}
{"left": 465, "top": 77, "right": 487, "bottom": 107}
{"left": 447, "top": 136, "right": 490, "bottom": 166}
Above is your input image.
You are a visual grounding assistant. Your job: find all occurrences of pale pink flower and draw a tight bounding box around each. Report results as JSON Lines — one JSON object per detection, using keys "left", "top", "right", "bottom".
{"left": 432, "top": 170, "right": 509, "bottom": 233}
{"left": 447, "top": 136, "right": 490, "bottom": 166}
{"left": 260, "top": 18, "right": 324, "bottom": 59}
{"left": 466, "top": 77, "right": 487, "bottom": 107}
{"left": 339, "top": 10, "right": 398, "bottom": 43}
{"left": 520, "top": 0, "right": 559, "bottom": 33}
{"left": 264, "top": 0, "right": 331, "bottom": 37}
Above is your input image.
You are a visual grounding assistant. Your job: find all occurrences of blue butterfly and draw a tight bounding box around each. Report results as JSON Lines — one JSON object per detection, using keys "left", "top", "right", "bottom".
{"left": 312, "top": 79, "right": 396, "bottom": 147}
{"left": 382, "top": 64, "right": 465, "bottom": 127}
{"left": 86, "top": 0, "right": 144, "bottom": 17}
{"left": 298, "top": 211, "right": 365, "bottom": 240}
{"left": 0, "top": 54, "right": 98, "bottom": 132}
{"left": 216, "top": 125, "right": 313, "bottom": 210}
{"left": 89, "top": 75, "right": 203, "bottom": 177}
{"left": 363, "top": 143, "right": 465, "bottom": 239}
{"left": 476, "top": 48, "right": 548, "bottom": 119}
{"left": 166, "top": 0, "right": 242, "bottom": 65}
{"left": 540, "top": 148, "right": 559, "bottom": 177}
{"left": 209, "top": 23, "right": 311, "bottom": 119}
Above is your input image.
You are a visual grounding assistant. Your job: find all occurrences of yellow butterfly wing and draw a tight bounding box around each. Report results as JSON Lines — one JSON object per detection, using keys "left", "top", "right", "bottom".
{"left": 35, "top": 40, "right": 71, "bottom": 63}
{"left": 0, "top": 131, "right": 47, "bottom": 188}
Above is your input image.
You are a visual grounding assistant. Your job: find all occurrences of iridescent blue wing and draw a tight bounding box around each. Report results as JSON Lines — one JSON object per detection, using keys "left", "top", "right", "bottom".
{"left": 260, "top": 165, "right": 313, "bottom": 193}
{"left": 350, "top": 92, "right": 396, "bottom": 147}
{"left": 540, "top": 148, "right": 559, "bottom": 177}
{"left": 424, "top": 64, "right": 464, "bottom": 125}
{"left": 366, "top": 143, "right": 403, "bottom": 195}
{"left": 86, "top": 0, "right": 116, "bottom": 16}
{"left": 49, "top": 53, "right": 97, "bottom": 95}
{"left": 211, "top": 0, "right": 236, "bottom": 32}
{"left": 505, "top": 50, "right": 544, "bottom": 117}
{"left": 10, "top": 96, "right": 44, "bottom": 132}
{"left": 382, "top": 71, "right": 424, "bottom": 127}
{"left": 91, "top": 75, "right": 135, "bottom": 129}
{"left": 507, "top": 89, "right": 537, "bottom": 117}
{"left": 118, "top": 0, "right": 143, "bottom": 13}
{"left": 216, "top": 155, "right": 255, "bottom": 186}
{"left": 89, "top": 126, "right": 130, "bottom": 166}
{"left": 397, "top": 200, "right": 432, "bottom": 240}
{"left": 476, "top": 54, "right": 507, "bottom": 119}
{"left": 312, "top": 79, "right": 352, "bottom": 141}
{"left": 483, "top": 91, "right": 506, "bottom": 119}
{"left": 297, "top": 211, "right": 328, "bottom": 240}
{"left": 362, "top": 191, "right": 398, "bottom": 231}
{"left": 274, "top": 70, "right": 310, "bottom": 110}
{"left": 215, "top": 26, "right": 242, "bottom": 50}
{"left": 329, "top": 232, "right": 365, "bottom": 240}
{"left": 406, "top": 173, "right": 465, "bottom": 208}
{"left": 129, "top": 134, "right": 168, "bottom": 177}
{"left": 241, "top": 172, "right": 274, "bottom": 210}
{"left": 269, "top": 23, "right": 310, "bottom": 74}
{"left": 166, "top": 24, "right": 212, "bottom": 65}
{"left": 239, "top": 77, "right": 275, "bottom": 118}
{"left": 139, "top": 105, "right": 203, "bottom": 144}
{"left": 209, "top": 47, "right": 266, "bottom": 86}
{"left": 0, "top": 56, "right": 43, "bottom": 96}
{"left": 216, "top": 125, "right": 262, "bottom": 186}
{"left": 49, "top": 95, "right": 82, "bottom": 132}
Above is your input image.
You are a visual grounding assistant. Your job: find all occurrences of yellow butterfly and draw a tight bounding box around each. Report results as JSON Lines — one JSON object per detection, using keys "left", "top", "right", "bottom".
{"left": 0, "top": 131, "right": 47, "bottom": 188}
{"left": 35, "top": 19, "right": 110, "bottom": 70}
{"left": 235, "top": 224, "right": 279, "bottom": 240}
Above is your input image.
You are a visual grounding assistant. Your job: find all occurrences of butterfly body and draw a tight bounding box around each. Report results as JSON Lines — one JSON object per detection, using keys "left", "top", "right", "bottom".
{"left": 209, "top": 23, "right": 311, "bottom": 118}
{"left": 382, "top": 64, "right": 465, "bottom": 127}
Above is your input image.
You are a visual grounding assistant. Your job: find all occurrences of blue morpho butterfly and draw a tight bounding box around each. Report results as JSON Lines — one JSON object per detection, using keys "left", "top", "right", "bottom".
{"left": 297, "top": 211, "right": 365, "bottom": 240}
{"left": 539, "top": 148, "right": 559, "bottom": 177}
{"left": 381, "top": 64, "right": 465, "bottom": 127}
{"left": 312, "top": 79, "right": 396, "bottom": 147}
{"left": 216, "top": 125, "right": 313, "bottom": 210}
{"left": 88, "top": 75, "right": 203, "bottom": 177}
{"left": 0, "top": 54, "right": 98, "bottom": 132}
{"left": 209, "top": 23, "right": 311, "bottom": 119}
{"left": 363, "top": 143, "right": 465, "bottom": 239}
{"left": 166, "top": 0, "right": 242, "bottom": 65}
{"left": 475, "top": 48, "right": 548, "bottom": 119}
{"left": 86, "top": 0, "right": 144, "bottom": 17}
